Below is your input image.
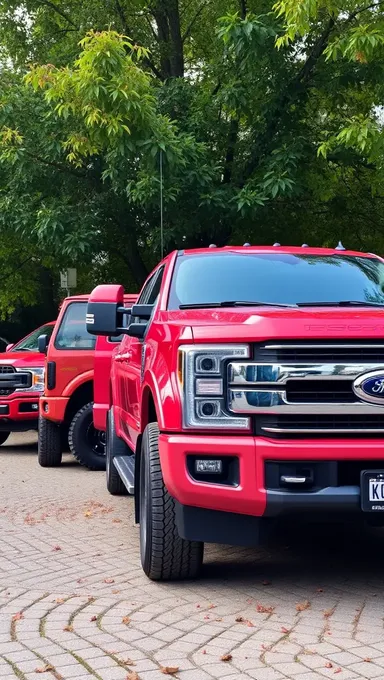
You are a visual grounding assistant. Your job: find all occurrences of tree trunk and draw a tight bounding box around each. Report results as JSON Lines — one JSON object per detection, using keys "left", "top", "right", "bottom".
{"left": 152, "top": 0, "right": 184, "bottom": 79}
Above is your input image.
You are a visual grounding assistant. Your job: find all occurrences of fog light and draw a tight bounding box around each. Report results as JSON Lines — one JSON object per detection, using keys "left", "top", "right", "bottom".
{"left": 31, "top": 403, "right": 39, "bottom": 411}
{"left": 195, "top": 459, "right": 223, "bottom": 474}
{"left": 43, "top": 402, "right": 49, "bottom": 413}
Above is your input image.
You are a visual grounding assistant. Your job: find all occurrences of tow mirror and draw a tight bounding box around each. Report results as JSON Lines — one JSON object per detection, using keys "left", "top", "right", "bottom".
{"left": 86, "top": 301, "right": 131, "bottom": 336}
{"left": 127, "top": 323, "right": 147, "bottom": 339}
{"left": 38, "top": 334, "right": 49, "bottom": 354}
{"left": 5, "top": 344, "right": 14, "bottom": 352}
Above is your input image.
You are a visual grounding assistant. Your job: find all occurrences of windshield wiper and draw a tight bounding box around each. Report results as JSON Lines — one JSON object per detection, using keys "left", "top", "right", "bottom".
{"left": 179, "top": 301, "right": 297, "bottom": 310}
{"left": 297, "top": 300, "right": 384, "bottom": 308}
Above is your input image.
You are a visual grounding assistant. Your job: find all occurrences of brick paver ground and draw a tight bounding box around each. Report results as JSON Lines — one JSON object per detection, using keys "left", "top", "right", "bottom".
{"left": 1, "top": 434, "right": 384, "bottom": 680}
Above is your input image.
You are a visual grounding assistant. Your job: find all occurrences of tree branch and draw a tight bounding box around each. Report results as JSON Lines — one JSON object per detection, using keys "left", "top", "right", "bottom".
{"left": 36, "top": 0, "right": 78, "bottom": 29}
{"left": 182, "top": 0, "right": 210, "bottom": 42}
{"left": 24, "top": 150, "right": 87, "bottom": 178}
{"left": 347, "top": 0, "right": 384, "bottom": 22}
{"left": 114, "top": 0, "right": 164, "bottom": 80}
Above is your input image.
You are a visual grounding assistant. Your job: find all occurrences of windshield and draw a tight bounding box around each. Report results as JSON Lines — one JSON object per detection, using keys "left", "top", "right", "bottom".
{"left": 55, "top": 302, "right": 96, "bottom": 350}
{"left": 168, "top": 253, "right": 384, "bottom": 308}
{"left": 12, "top": 323, "right": 54, "bottom": 352}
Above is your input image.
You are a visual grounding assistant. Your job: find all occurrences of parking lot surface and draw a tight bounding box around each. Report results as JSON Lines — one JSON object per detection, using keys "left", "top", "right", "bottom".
{"left": 1, "top": 433, "right": 384, "bottom": 679}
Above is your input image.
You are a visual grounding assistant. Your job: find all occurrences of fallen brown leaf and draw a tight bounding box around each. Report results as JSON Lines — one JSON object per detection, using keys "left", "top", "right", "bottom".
{"left": 207, "top": 604, "right": 216, "bottom": 609}
{"left": 317, "top": 588, "right": 324, "bottom": 593}
{"left": 84, "top": 511, "right": 92, "bottom": 518}
{"left": 325, "top": 663, "right": 333, "bottom": 669}
{"left": 112, "top": 590, "right": 120, "bottom": 594}
{"left": 104, "top": 578, "right": 115, "bottom": 584}
{"left": 56, "top": 598, "right": 65, "bottom": 604}
{"left": 281, "top": 627, "right": 291, "bottom": 634}
{"left": 90, "top": 616, "right": 97, "bottom": 622}
{"left": 35, "top": 664, "right": 54, "bottom": 673}
{"left": 221, "top": 654, "right": 232, "bottom": 662}
{"left": 256, "top": 603, "right": 275, "bottom": 614}
{"left": 364, "top": 658, "right": 372, "bottom": 663}
{"left": 160, "top": 666, "right": 179, "bottom": 675}
{"left": 52, "top": 545, "right": 62, "bottom": 551}
{"left": 334, "top": 669, "right": 342, "bottom": 675}
{"left": 202, "top": 650, "right": 206, "bottom": 655}
{"left": 323, "top": 609, "right": 333, "bottom": 618}
{"left": 296, "top": 600, "right": 311, "bottom": 612}
{"left": 235, "top": 616, "right": 245, "bottom": 622}
{"left": 112, "top": 518, "right": 122, "bottom": 523}
{"left": 12, "top": 612, "right": 24, "bottom": 621}
{"left": 126, "top": 672, "right": 140, "bottom": 680}
{"left": 122, "top": 616, "right": 131, "bottom": 625}
{"left": 63, "top": 625, "right": 73, "bottom": 632}
{"left": 121, "top": 658, "right": 136, "bottom": 666}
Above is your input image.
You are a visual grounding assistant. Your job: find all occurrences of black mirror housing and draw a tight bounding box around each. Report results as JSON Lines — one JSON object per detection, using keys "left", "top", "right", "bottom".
{"left": 127, "top": 323, "right": 147, "bottom": 339}
{"left": 86, "top": 301, "right": 125, "bottom": 336}
{"left": 38, "top": 334, "right": 49, "bottom": 354}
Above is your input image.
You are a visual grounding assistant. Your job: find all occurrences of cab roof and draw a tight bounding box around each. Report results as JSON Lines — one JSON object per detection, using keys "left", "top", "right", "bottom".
{"left": 179, "top": 245, "right": 379, "bottom": 258}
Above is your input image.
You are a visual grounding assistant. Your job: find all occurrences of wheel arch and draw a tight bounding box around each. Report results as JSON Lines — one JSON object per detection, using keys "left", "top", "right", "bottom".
{"left": 135, "top": 387, "right": 158, "bottom": 524}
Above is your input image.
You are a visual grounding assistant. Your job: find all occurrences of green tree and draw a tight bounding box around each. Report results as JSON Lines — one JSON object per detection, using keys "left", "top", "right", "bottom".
{"left": 1, "top": 0, "right": 384, "bottom": 317}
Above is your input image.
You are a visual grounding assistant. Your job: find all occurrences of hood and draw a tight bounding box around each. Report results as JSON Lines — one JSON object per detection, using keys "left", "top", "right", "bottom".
{"left": 161, "top": 307, "right": 384, "bottom": 343}
{"left": 0, "top": 350, "right": 44, "bottom": 367}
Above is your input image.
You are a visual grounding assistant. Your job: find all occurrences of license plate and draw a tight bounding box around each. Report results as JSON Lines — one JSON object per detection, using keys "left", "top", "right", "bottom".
{"left": 361, "top": 470, "right": 384, "bottom": 511}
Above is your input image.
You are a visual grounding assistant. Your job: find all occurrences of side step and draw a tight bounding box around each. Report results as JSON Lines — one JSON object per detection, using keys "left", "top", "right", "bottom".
{"left": 113, "top": 455, "right": 135, "bottom": 495}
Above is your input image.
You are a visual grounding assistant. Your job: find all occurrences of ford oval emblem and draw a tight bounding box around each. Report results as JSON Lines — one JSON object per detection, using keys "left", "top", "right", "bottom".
{"left": 353, "top": 370, "right": 384, "bottom": 405}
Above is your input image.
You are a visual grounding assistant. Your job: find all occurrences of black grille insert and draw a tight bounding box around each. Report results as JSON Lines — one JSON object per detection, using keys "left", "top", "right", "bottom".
{"left": 286, "top": 379, "right": 355, "bottom": 403}
{"left": 0, "top": 366, "right": 15, "bottom": 374}
{"left": 257, "top": 414, "right": 384, "bottom": 438}
{"left": 255, "top": 341, "right": 384, "bottom": 364}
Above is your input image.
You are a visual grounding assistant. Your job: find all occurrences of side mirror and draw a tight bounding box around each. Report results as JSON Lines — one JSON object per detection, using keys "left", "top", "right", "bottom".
{"left": 87, "top": 302, "right": 131, "bottom": 336}
{"left": 87, "top": 284, "right": 128, "bottom": 336}
{"left": 38, "top": 334, "right": 49, "bottom": 354}
{"left": 6, "top": 344, "right": 14, "bottom": 352}
{"left": 127, "top": 323, "right": 147, "bottom": 339}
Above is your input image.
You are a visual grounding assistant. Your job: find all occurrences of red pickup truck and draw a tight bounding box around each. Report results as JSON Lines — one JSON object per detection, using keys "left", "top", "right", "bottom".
{"left": 87, "top": 245, "right": 384, "bottom": 580}
{"left": 0, "top": 321, "right": 55, "bottom": 444}
{"left": 38, "top": 293, "right": 136, "bottom": 470}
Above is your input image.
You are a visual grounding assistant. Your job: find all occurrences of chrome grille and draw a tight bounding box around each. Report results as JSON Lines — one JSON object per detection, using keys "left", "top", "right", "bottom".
{"left": 227, "top": 342, "right": 384, "bottom": 437}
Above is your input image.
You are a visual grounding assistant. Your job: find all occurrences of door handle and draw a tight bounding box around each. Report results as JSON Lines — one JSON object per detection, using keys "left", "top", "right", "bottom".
{"left": 115, "top": 352, "right": 132, "bottom": 363}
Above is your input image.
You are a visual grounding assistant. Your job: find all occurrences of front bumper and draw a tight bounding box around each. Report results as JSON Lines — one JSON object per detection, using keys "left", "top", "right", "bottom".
{"left": 159, "top": 434, "right": 384, "bottom": 519}
{"left": 0, "top": 394, "right": 41, "bottom": 430}
{"left": 39, "top": 396, "right": 69, "bottom": 423}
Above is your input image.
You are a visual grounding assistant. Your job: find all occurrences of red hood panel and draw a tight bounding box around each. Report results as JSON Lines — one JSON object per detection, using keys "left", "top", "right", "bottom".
{"left": 0, "top": 351, "right": 44, "bottom": 367}
{"left": 163, "top": 307, "right": 384, "bottom": 342}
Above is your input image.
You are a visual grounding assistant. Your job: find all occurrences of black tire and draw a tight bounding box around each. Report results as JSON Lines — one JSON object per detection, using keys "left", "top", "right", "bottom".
{"left": 38, "top": 416, "right": 62, "bottom": 467}
{"left": 106, "top": 408, "right": 128, "bottom": 495}
{"left": 68, "top": 402, "right": 106, "bottom": 471}
{"left": 0, "top": 432, "right": 10, "bottom": 446}
{"left": 139, "top": 422, "right": 204, "bottom": 581}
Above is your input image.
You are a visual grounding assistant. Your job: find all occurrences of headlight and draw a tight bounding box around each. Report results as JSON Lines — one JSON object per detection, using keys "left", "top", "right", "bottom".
{"left": 15, "top": 367, "right": 45, "bottom": 393}
{"left": 178, "top": 345, "right": 250, "bottom": 430}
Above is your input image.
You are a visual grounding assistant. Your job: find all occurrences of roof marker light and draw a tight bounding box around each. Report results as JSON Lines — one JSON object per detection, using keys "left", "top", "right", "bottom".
{"left": 243, "top": 242, "right": 251, "bottom": 247}
{"left": 209, "top": 244, "right": 217, "bottom": 248}
{"left": 335, "top": 241, "right": 346, "bottom": 251}
{"left": 301, "top": 243, "right": 309, "bottom": 248}
{"left": 273, "top": 242, "right": 281, "bottom": 247}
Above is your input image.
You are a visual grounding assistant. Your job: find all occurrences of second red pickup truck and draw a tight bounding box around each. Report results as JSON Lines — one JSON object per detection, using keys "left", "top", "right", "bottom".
{"left": 87, "top": 244, "right": 384, "bottom": 580}
{"left": 38, "top": 292, "right": 136, "bottom": 470}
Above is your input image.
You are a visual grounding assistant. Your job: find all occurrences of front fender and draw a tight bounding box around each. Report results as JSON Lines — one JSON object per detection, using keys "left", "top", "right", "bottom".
{"left": 62, "top": 370, "right": 94, "bottom": 397}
